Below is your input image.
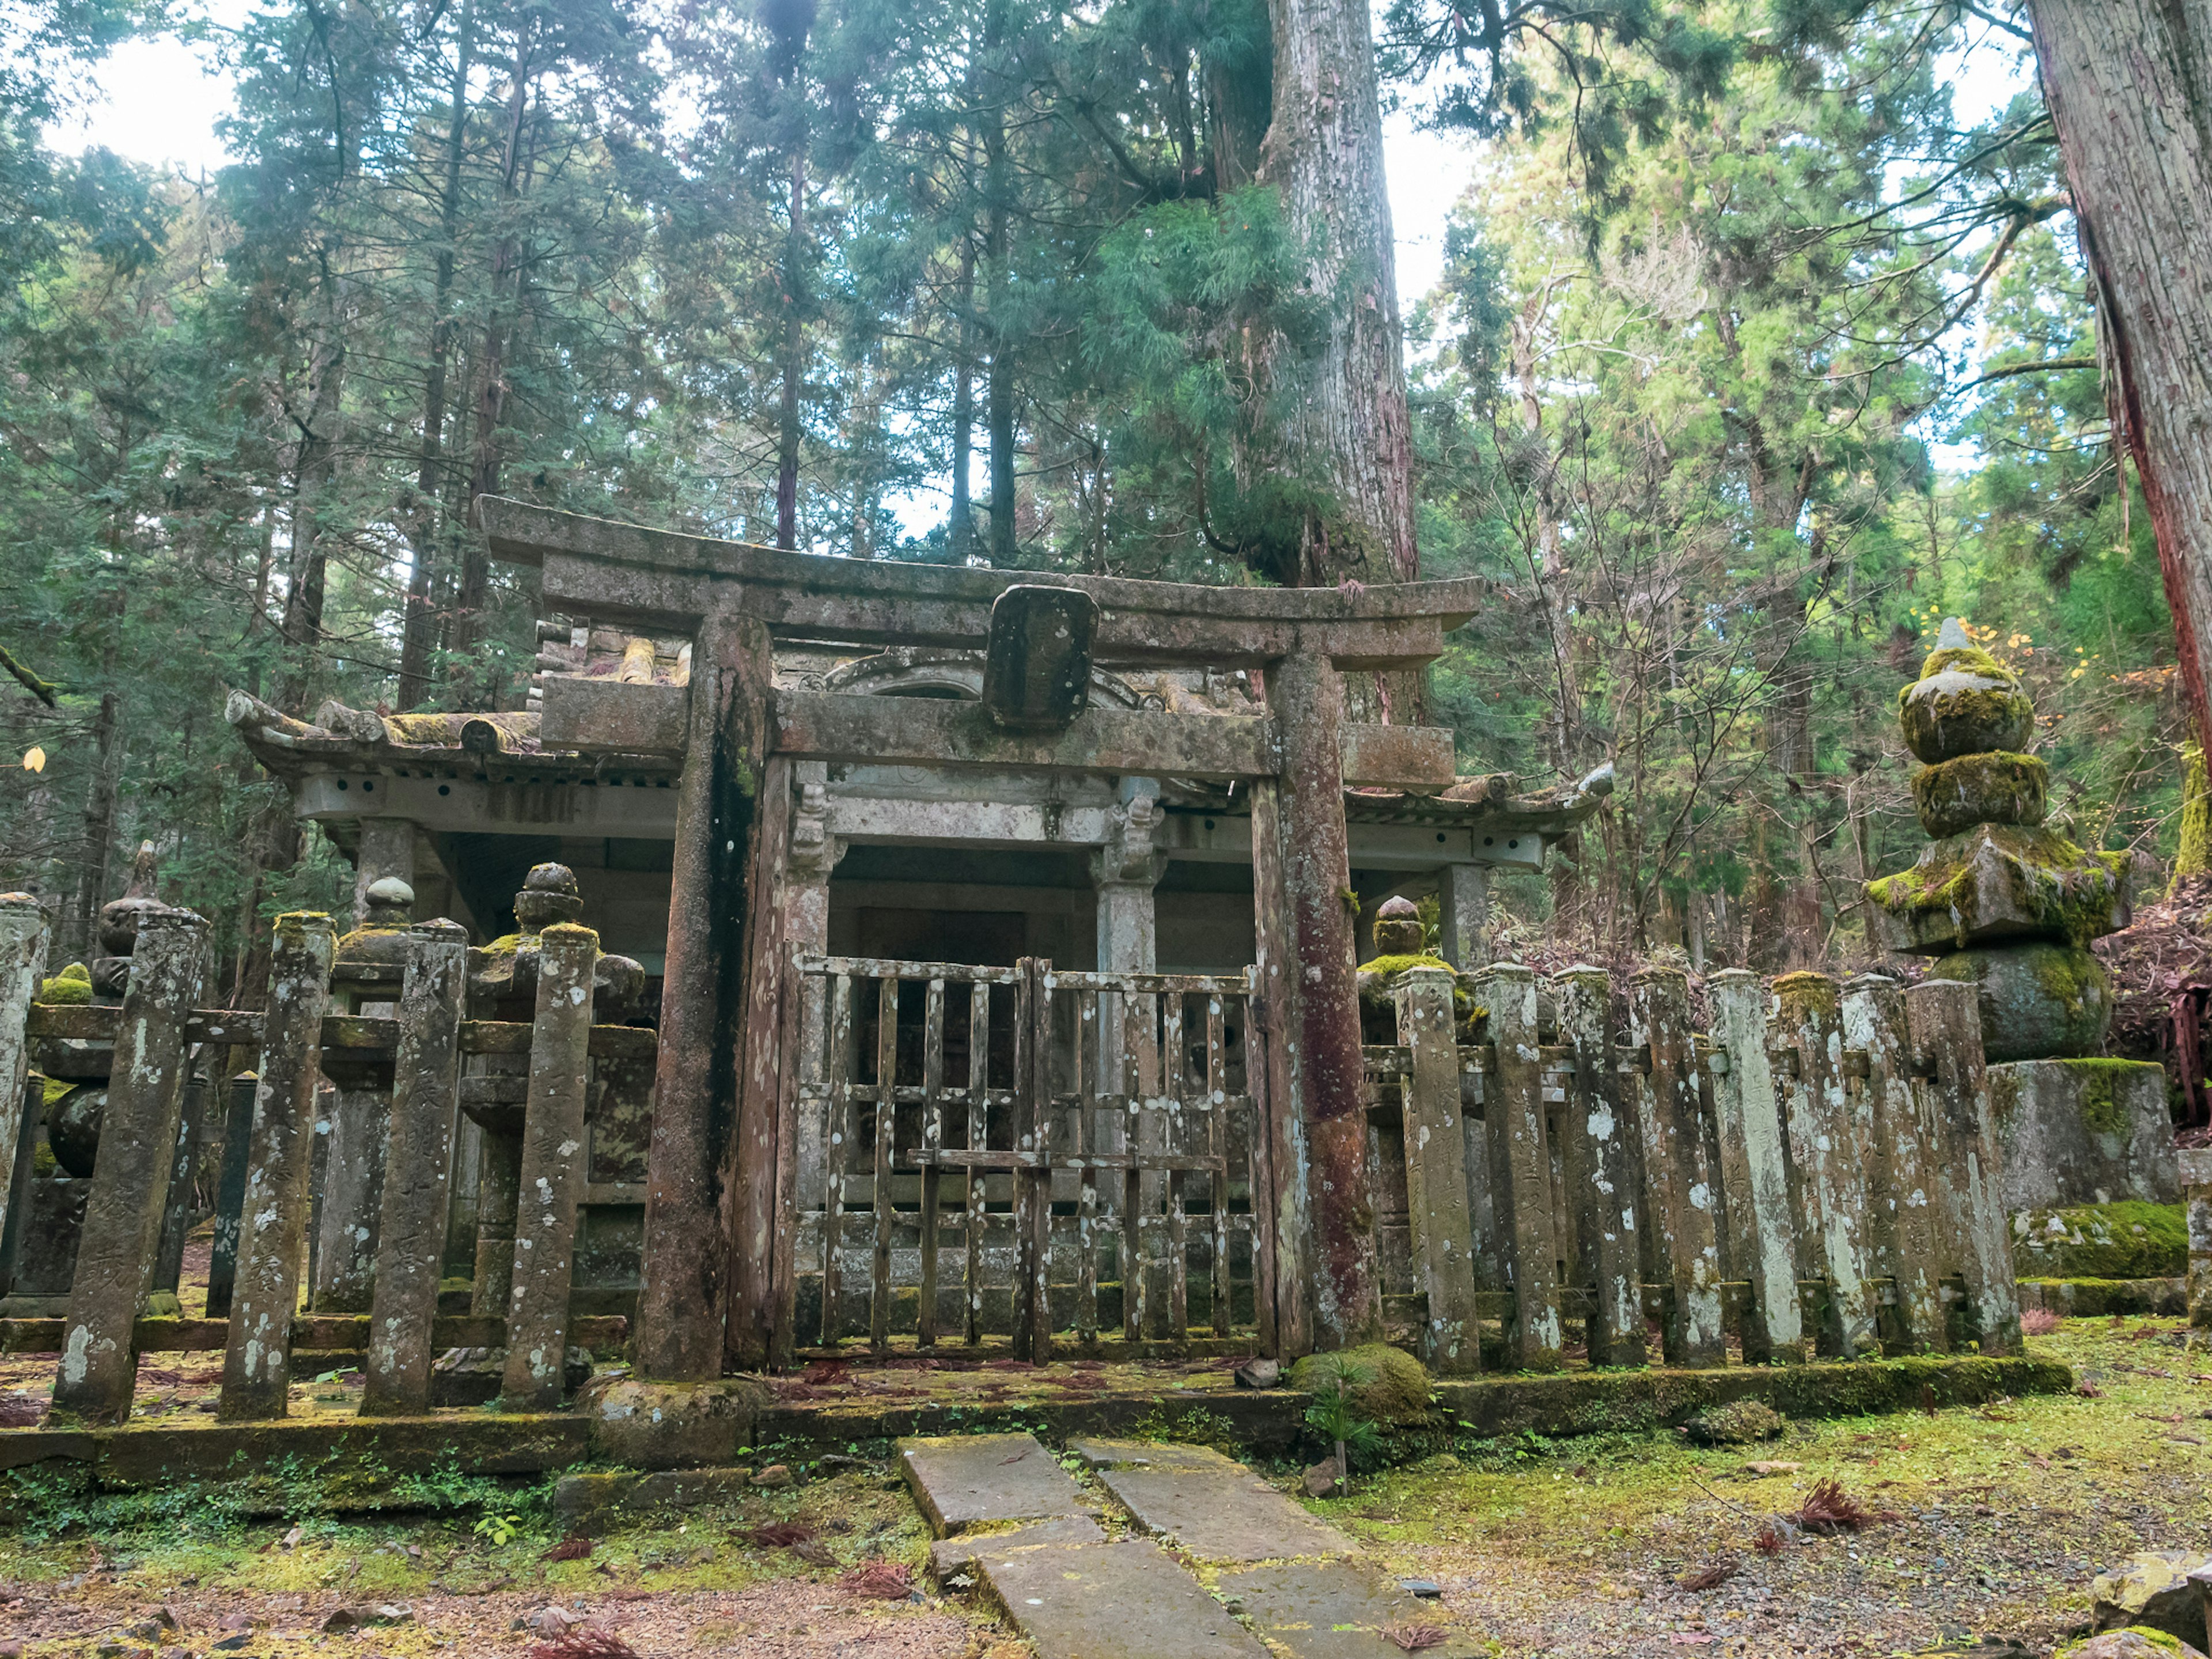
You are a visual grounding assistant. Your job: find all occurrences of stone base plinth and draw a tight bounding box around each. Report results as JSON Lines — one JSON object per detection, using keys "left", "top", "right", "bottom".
{"left": 1989, "top": 1058, "right": 2177, "bottom": 1211}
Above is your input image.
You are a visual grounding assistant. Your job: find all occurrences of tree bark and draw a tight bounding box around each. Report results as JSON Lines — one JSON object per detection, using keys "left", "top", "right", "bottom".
{"left": 2027, "top": 2, "right": 2212, "bottom": 742}
{"left": 949, "top": 239, "right": 976, "bottom": 559}
{"left": 396, "top": 0, "right": 475, "bottom": 712}
{"left": 1255, "top": 0, "right": 1417, "bottom": 592}
{"left": 982, "top": 0, "right": 1017, "bottom": 567}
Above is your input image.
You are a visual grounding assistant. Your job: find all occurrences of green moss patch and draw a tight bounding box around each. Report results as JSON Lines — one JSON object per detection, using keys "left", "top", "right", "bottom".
{"left": 2013, "top": 1201, "right": 2188, "bottom": 1279}
{"left": 1289, "top": 1343, "right": 1431, "bottom": 1426}
{"left": 1914, "top": 750, "right": 2048, "bottom": 839}
{"left": 35, "top": 962, "right": 89, "bottom": 1005}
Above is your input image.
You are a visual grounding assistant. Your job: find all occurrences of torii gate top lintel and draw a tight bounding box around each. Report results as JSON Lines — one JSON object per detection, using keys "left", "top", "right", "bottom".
{"left": 481, "top": 497, "right": 1483, "bottom": 671}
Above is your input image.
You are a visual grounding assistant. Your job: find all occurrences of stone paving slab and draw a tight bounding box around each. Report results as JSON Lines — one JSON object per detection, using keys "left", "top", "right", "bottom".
{"left": 980, "top": 1538, "right": 1268, "bottom": 1659}
{"left": 1067, "top": 1436, "right": 1240, "bottom": 1471}
{"left": 927, "top": 1514, "right": 1109, "bottom": 1580}
{"left": 898, "top": 1431, "right": 1086, "bottom": 1536}
{"left": 1096, "top": 1459, "right": 1356, "bottom": 1562}
{"left": 1219, "top": 1560, "right": 1487, "bottom": 1658}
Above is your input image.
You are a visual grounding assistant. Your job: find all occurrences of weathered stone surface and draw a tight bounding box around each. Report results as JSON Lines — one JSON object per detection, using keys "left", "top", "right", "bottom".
{"left": 1868, "top": 823, "right": 2133, "bottom": 954}
{"left": 1897, "top": 643, "right": 2035, "bottom": 763}
{"left": 1286, "top": 1344, "right": 1431, "bottom": 1425}
{"left": 1931, "top": 942, "right": 2113, "bottom": 1061}
{"left": 539, "top": 675, "right": 690, "bottom": 755}
{"left": 1069, "top": 1437, "right": 1238, "bottom": 1472}
{"left": 581, "top": 1377, "right": 771, "bottom": 1469}
{"left": 1915, "top": 751, "right": 2048, "bottom": 839}
{"left": 2091, "top": 1551, "right": 2212, "bottom": 1647}
{"left": 928, "top": 1515, "right": 1108, "bottom": 1579}
{"left": 982, "top": 585, "right": 1096, "bottom": 730}
{"left": 552, "top": 1466, "right": 754, "bottom": 1522}
{"left": 1989, "top": 1059, "right": 2179, "bottom": 1209}
{"left": 978, "top": 1539, "right": 1268, "bottom": 1659}
{"left": 899, "top": 1431, "right": 1086, "bottom": 1536}
{"left": 1218, "top": 1559, "right": 1486, "bottom": 1658}
{"left": 1096, "top": 1460, "right": 1355, "bottom": 1562}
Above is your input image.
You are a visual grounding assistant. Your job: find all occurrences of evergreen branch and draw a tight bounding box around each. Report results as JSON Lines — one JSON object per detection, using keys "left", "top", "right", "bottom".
{"left": 0, "top": 643, "right": 59, "bottom": 708}
{"left": 1950, "top": 355, "right": 2096, "bottom": 395}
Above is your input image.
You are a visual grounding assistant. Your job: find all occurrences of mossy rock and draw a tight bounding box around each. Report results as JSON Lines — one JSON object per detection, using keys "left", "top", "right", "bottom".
{"left": 1930, "top": 941, "right": 2111, "bottom": 1061}
{"left": 1866, "top": 823, "right": 2132, "bottom": 954}
{"left": 34, "top": 962, "right": 90, "bottom": 1005}
{"left": 1679, "top": 1399, "right": 1786, "bottom": 1445}
{"left": 1899, "top": 650, "right": 2035, "bottom": 764}
{"left": 2058, "top": 1633, "right": 2207, "bottom": 1659}
{"left": 1287, "top": 1343, "right": 1431, "bottom": 1426}
{"left": 1914, "top": 751, "right": 2048, "bottom": 839}
{"left": 2014, "top": 1200, "right": 2189, "bottom": 1279}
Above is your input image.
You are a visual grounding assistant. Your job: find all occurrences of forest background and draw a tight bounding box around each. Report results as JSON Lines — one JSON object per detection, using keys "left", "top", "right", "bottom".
{"left": 0, "top": 0, "right": 2182, "bottom": 999}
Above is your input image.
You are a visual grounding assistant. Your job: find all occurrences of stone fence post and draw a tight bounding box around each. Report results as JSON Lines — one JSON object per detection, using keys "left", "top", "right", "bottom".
{"left": 1706, "top": 970, "right": 1804, "bottom": 1365}
{"left": 502, "top": 923, "right": 599, "bottom": 1408}
{"left": 1553, "top": 967, "right": 1643, "bottom": 1368}
{"left": 362, "top": 921, "right": 469, "bottom": 1415}
{"left": 1629, "top": 967, "right": 1723, "bottom": 1366}
{"left": 1395, "top": 964, "right": 1478, "bottom": 1373}
{"left": 1475, "top": 963, "right": 1561, "bottom": 1371}
{"left": 1904, "top": 976, "right": 2020, "bottom": 1355}
{"left": 220, "top": 912, "right": 337, "bottom": 1420}
{"left": 0, "top": 894, "right": 48, "bottom": 1252}
{"left": 2176, "top": 1148, "right": 2211, "bottom": 1334}
{"left": 53, "top": 906, "right": 207, "bottom": 1423}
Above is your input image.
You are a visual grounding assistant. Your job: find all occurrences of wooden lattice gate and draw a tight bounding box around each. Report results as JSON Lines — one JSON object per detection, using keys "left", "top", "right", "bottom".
{"left": 785, "top": 955, "right": 1278, "bottom": 1361}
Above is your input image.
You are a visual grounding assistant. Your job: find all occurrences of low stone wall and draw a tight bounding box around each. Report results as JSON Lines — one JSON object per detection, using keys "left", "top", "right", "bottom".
{"left": 1988, "top": 1057, "right": 2177, "bottom": 1210}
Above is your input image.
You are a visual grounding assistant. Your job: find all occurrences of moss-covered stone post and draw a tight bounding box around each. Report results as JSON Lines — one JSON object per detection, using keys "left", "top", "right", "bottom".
{"left": 219, "top": 911, "right": 337, "bottom": 1421}
{"left": 361, "top": 920, "right": 468, "bottom": 1416}
{"left": 1478, "top": 962, "right": 1562, "bottom": 1370}
{"left": 1268, "top": 645, "right": 1379, "bottom": 1349}
{"left": 1842, "top": 974, "right": 1948, "bottom": 1353}
{"left": 0, "top": 893, "right": 48, "bottom": 1254}
{"left": 1706, "top": 969, "right": 1804, "bottom": 1364}
{"left": 503, "top": 922, "right": 599, "bottom": 1408}
{"left": 52, "top": 905, "right": 207, "bottom": 1422}
{"left": 1628, "top": 967, "right": 1723, "bottom": 1366}
{"left": 1554, "top": 967, "right": 1643, "bottom": 1367}
{"left": 1773, "top": 972, "right": 1877, "bottom": 1358}
{"left": 2181, "top": 1148, "right": 2212, "bottom": 1332}
{"left": 638, "top": 612, "right": 769, "bottom": 1378}
{"left": 1903, "top": 976, "right": 2020, "bottom": 1354}
{"left": 1397, "top": 963, "right": 1479, "bottom": 1372}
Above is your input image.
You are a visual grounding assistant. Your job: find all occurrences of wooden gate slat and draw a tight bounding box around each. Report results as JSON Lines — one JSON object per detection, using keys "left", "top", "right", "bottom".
{"left": 872, "top": 975, "right": 898, "bottom": 1353}
{"left": 965, "top": 980, "right": 990, "bottom": 1347}
{"left": 1075, "top": 987, "right": 1101, "bottom": 1347}
{"left": 819, "top": 973, "right": 853, "bottom": 1349}
{"left": 918, "top": 978, "right": 945, "bottom": 1350}
{"left": 1207, "top": 993, "right": 1231, "bottom": 1338}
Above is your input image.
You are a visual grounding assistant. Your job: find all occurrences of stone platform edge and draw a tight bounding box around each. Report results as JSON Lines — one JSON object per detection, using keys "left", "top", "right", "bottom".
{"left": 0, "top": 1353, "right": 2070, "bottom": 1507}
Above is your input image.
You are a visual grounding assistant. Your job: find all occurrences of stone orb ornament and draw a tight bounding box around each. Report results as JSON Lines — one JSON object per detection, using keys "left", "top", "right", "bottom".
{"left": 1912, "top": 751, "right": 2047, "bottom": 840}
{"left": 1897, "top": 620, "right": 2034, "bottom": 763}
{"left": 1372, "top": 895, "right": 1427, "bottom": 959}
{"left": 514, "top": 862, "right": 586, "bottom": 932}
{"left": 1929, "top": 940, "right": 2113, "bottom": 1065}
{"left": 47, "top": 1084, "right": 104, "bottom": 1179}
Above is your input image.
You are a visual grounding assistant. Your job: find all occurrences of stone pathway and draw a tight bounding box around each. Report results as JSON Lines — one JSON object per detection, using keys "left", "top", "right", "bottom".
{"left": 898, "top": 1430, "right": 1486, "bottom": 1658}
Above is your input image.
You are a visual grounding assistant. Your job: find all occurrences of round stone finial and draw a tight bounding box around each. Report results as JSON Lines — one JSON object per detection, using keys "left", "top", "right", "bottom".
{"left": 1897, "top": 623, "right": 2033, "bottom": 764}
{"left": 362, "top": 876, "right": 414, "bottom": 930}
{"left": 1372, "top": 895, "right": 1426, "bottom": 959}
{"left": 513, "top": 862, "right": 585, "bottom": 933}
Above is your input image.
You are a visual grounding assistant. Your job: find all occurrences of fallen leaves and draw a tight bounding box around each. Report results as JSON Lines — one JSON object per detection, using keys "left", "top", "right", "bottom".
{"left": 743, "top": 1522, "right": 818, "bottom": 1548}
{"left": 1382, "top": 1623, "right": 1448, "bottom": 1652}
{"left": 1790, "top": 1479, "right": 1897, "bottom": 1535}
{"left": 838, "top": 1560, "right": 915, "bottom": 1600}
{"left": 540, "top": 1537, "right": 593, "bottom": 1563}
{"left": 1678, "top": 1559, "right": 1740, "bottom": 1592}
{"left": 528, "top": 1631, "right": 639, "bottom": 1659}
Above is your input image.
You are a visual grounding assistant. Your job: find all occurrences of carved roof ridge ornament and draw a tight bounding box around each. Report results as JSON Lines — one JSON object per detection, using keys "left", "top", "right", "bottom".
{"left": 479, "top": 498, "right": 1484, "bottom": 669}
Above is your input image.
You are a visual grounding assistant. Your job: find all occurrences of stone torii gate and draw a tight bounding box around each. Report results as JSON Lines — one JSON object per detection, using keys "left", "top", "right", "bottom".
{"left": 481, "top": 499, "right": 1487, "bottom": 1375}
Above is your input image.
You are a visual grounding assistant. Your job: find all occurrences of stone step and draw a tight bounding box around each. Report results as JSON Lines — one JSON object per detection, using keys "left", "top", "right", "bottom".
{"left": 928, "top": 1514, "right": 1109, "bottom": 1582}
{"left": 898, "top": 1431, "right": 1088, "bottom": 1536}
{"left": 1220, "top": 1559, "right": 1486, "bottom": 1658}
{"left": 979, "top": 1537, "right": 1268, "bottom": 1659}
{"left": 1089, "top": 1449, "right": 1356, "bottom": 1562}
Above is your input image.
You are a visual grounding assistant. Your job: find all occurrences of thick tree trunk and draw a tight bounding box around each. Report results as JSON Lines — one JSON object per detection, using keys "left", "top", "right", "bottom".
{"left": 982, "top": 0, "right": 1017, "bottom": 568}
{"left": 775, "top": 141, "right": 806, "bottom": 552}
{"left": 949, "top": 240, "right": 976, "bottom": 559}
{"left": 397, "top": 0, "right": 475, "bottom": 713}
{"left": 453, "top": 31, "right": 536, "bottom": 687}
{"left": 275, "top": 318, "right": 347, "bottom": 715}
{"left": 2027, "top": 2, "right": 2212, "bottom": 741}
{"left": 1255, "top": 0, "right": 1416, "bottom": 591}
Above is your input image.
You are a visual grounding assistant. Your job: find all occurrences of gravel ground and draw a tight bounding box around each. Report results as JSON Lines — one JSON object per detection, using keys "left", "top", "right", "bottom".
{"left": 0, "top": 1317, "right": 2203, "bottom": 1657}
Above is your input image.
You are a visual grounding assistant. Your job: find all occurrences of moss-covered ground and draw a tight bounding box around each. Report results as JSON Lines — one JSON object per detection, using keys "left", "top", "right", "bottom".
{"left": 0, "top": 1319, "right": 2206, "bottom": 1656}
